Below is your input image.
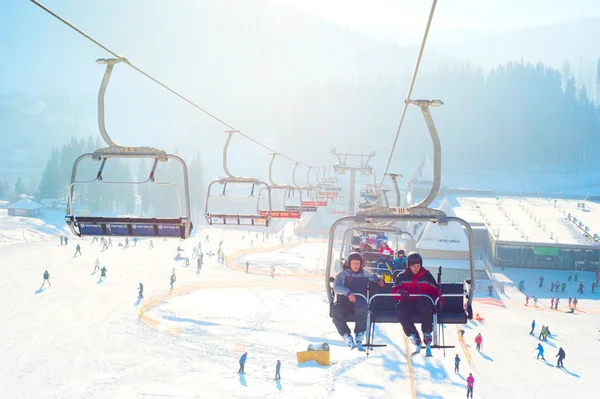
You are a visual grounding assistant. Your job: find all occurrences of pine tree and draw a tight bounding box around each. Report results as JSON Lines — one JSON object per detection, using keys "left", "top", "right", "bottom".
{"left": 14, "top": 177, "right": 27, "bottom": 196}
{"left": 37, "top": 148, "right": 62, "bottom": 199}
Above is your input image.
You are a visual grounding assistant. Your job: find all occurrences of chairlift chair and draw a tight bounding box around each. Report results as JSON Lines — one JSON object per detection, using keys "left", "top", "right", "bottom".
{"left": 65, "top": 58, "right": 193, "bottom": 239}
{"left": 205, "top": 130, "right": 272, "bottom": 226}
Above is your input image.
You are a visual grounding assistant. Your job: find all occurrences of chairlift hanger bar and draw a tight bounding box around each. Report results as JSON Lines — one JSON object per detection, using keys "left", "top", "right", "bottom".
{"left": 378, "top": 0, "right": 438, "bottom": 198}
{"left": 30, "top": 0, "right": 321, "bottom": 170}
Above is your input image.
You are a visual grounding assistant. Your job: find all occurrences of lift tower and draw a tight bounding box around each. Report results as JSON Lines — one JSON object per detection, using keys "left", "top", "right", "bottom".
{"left": 331, "top": 150, "right": 376, "bottom": 215}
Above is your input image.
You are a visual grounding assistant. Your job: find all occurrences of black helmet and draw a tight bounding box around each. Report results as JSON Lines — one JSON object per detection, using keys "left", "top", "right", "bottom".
{"left": 347, "top": 252, "right": 363, "bottom": 267}
{"left": 406, "top": 252, "right": 423, "bottom": 268}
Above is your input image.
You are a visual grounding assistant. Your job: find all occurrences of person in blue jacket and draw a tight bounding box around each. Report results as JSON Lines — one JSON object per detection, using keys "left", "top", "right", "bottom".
{"left": 454, "top": 354, "right": 461, "bottom": 374}
{"left": 535, "top": 343, "right": 545, "bottom": 360}
{"left": 394, "top": 250, "right": 407, "bottom": 269}
{"left": 530, "top": 319, "right": 535, "bottom": 335}
{"left": 238, "top": 352, "right": 248, "bottom": 373}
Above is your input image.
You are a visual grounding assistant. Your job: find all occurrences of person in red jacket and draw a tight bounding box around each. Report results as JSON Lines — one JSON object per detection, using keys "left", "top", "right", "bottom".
{"left": 391, "top": 252, "right": 440, "bottom": 355}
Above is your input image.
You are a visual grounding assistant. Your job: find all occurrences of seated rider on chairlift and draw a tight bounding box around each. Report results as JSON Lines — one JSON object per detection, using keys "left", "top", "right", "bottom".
{"left": 332, "top": 252, "right": 385, "bottom": 349}
{"left": 394, "top": 249, "right": 407, "bottom": 269}
{"left": 376, "top": 249, "right": 397, "bottom": 274}
{"left": 392, "top": 252, "right": 440, "bottom": 355}
{"left": 379, "top": 240, "right": 394, "bottom": 254}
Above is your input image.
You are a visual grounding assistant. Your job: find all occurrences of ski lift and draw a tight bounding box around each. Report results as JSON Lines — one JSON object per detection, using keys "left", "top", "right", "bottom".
{"left": 326, "top": 99, "right": 475, "bottom": 354}
{"left": 65, "top": 58, "right": 193, "bottom": 239}
{"left": 256, "top": 153, "right": 303, "bottom": 219}
{"left": 205, "top": 130, "right": 272, "bottom": 226}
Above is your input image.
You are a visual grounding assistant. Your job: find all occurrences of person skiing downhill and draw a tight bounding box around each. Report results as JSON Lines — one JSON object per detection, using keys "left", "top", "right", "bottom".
{"left": 454, "top": 354, "right": 461, "bottom": 374}
{"left": 74, "top": 244, "right": 82, "bottom": 257}
{"left": 100, "top": 266, "right": 107, "bottom": 280}
{"left": 556, "top": 347, "right": 566, "bottom": 368}
{"left": 536, "top": 343, "right": 545, "bottom": 360}
{"left": 466, "top": 373, "right": 475, "bottom": 398}
{"left": 93, "top": 259, "right": 100, "bottom": 273}
{"left": 332, "top": 252, "right": 384, "bottom": 351}
{"left": 392, "top": 252, "right": 440, "bottom": 357}
{"left": 41, "top": 270, "right": 51, "bottom": 288}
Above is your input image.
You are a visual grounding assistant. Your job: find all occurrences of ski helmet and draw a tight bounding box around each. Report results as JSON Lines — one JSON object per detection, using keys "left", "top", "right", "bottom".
{"left": 406, "top": 252, "right": 423, "bottom": 268}
{"left": 347, "top": 252, "right": 363, "bottom": 268}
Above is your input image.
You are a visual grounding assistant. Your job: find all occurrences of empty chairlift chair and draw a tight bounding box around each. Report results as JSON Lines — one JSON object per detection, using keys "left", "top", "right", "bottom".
{"left": 65, "top": 58, "right": 193, "bottom": 239}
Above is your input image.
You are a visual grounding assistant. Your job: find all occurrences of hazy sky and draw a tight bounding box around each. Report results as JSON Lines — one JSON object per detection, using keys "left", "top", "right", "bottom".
{"left": 276, "top": 0, "right": 600, "bottom": 40}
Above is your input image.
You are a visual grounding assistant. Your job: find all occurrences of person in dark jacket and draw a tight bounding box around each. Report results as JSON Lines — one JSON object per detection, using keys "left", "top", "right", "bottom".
{"left": 392, "top": 252, "right": 440, "bottom": 352}
{"left": 556, "top": 347, "right": 565, "bottom": 368}
{"left": 275, "top": 359, "right": 281, "bottom": 380}
{"left": 42, "top": 270, "right": 51, "bottom": 288}
{"left": 332, "top": 252, "right": 384, "bottom": 348}
{"left": 454, "top": 354, "right": 461, "bottom": 374}
{"left": 138, "top": 283, "right": 144, "bottom": 298}
{"left": 238, "top": 352, "right": 247, "bottom": 373}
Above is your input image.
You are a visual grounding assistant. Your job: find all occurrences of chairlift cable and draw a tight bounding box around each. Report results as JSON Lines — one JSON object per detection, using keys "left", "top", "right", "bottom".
{"left": 30, "top": 0, "right": 324, "bottom": 170}
{"left": 379, "top": 0, "right": 438, "bottom": 192}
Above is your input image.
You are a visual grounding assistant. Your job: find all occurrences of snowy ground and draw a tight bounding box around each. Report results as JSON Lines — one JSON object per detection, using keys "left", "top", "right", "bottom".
{"left": 1, "top": 218, "right": 598, "bottom": 398}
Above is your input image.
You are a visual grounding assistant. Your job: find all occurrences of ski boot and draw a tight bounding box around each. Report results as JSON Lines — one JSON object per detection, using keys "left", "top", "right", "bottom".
{"left": 355, "top": 332, "right": 366, "bottom": 352}
{"left": 409, "top": 333, "right": 422, "bottom": 356}
{"left": 343, "top": 333, "right": 357, "bottom": 350}
{"left": 423, "top": 332, "right": 433, "bottom": 357}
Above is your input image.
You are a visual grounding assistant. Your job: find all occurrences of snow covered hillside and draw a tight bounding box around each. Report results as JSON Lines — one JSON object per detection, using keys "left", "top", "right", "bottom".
{"left": 0, "top": 221, "right": 597, "bottom": 398}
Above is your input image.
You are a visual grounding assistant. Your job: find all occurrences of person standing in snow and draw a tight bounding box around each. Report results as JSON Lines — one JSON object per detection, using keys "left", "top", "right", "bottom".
{"left": 275, "top": 359, "right": 281, "bottom": 380}
{"left": 475, "top": 333, "right": 483, "bottom": 352}
{"left": 93, "top": 258, "right": 100, "bottom": 273}
{"left": 556, "top": 347, "right": 566, "bottom": 368}
{"left": 539, "top": 275, "right": 544, "bottom": 287}
{"left": 246, "top": 261, "right": 250, "bottom": 274}
{"left": 170, "top": 272, "right": 176, "bottom": 289}
{"left": 59, "top": 235, "right": 64, "bottom": 246}
{"left": 74, "top": 243, "right": 82, "bottom": 257}
{"left": 454, "top": 354, "right": 461, "bottom": 374}
{"left": 530, "top": 320, "right": 536, "bottom": 335}
{"left": 138, "top": 283, "right": 144, "bottom": 298}
{"left": 100, "top": 266, "right": 107, "bottom": 280}
{"left": 238, "top": 352, "right": 247, "bottom": 373}
{"left": 536, "top": 343, "right": 545, "bottom": 360}
{"left": 466, "top": 373, "right": 475, "bottom": 398}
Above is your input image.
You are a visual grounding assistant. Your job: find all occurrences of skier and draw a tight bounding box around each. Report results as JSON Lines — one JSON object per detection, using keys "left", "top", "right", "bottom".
{"left": 539, "top": 275, "right": 544, "bottom": 287}
{"left": 525, "top": 295, "right": 529, "bottom": 306}
{"left": 550, "top": 298, "right": 554, "bottom": 309}
{"left": 100, "top": 266, "right": 107, "bottom": 280}
{"left": 275, "top": 359, "right": 281, "bottom": 380}
{"left": 74, "top": 244, "right": 82, "bottom": 257}
{"left": 592, "top": 282, "right": 596, "bottom": 293}
{"left": 577, "top": 281, "right": 584, "bottom": 294}
{"left": 197, "top": 256, "right": 202, "bottom": 273}
{"left": 148, "top": 239, "right": 154, "bottom": 249}
{"left": 107, "top": 237, "right": 112, "bottom": 247}
{"left": 561, "top": 281, "right": 566, "bottom": 293}
{"left": 170, "top": 272, "right": 176, "bottom": 289}
{"left": 568, "top": 297, "right": 572, "bottom": 307}
{"left": 392, "top": 252, "right": 440, "bottom": 357}
{"left": 59, "top": 235, "right": 64, "bottom": 246}
{"left": 64, "top": 236, "right": 69, "bottom": 245}
{"left": 331, "top": 252, "right": 384, "bottom": 351}
{"left": 572, "top": 297, "right": 578, "bottom": 309}
{"left": 530, "top": 320, "right": 535, "bottom": 335}
{"left": 466, "top": 373, "right": 475, "bottom": 398}
{"left": 536, "top": 343, "right": 545, "bottom": 360}
{"left": 574, "top": 272, "right": 578, "bottom": 281}
{"left": 475, "top": 333, "right": 483, "bottom": 352}
{"left": 246, "top": 261, "right": 250, "bottom": 274}
{"left": 533, "top": 296, "right": 538, "bottom": 306}
{"left": 238, "top": 352, "right": 247, "bottom": 373}
{"left": 500, "top": 284, "right": 505, "bottom": 296}
{"left": 124, "top": 237, "right": 129, "bottom": 249}
{"left": 138, "top": 283, "right": 144, "bottom": 298}
{"left": 568, "top": 272, "right": 572, "bottom": 282}
{"left": 556, "top": 347, "right": 565, "bottom": 368}
{"left": 555, "top": 298, "right": 560, "bottom": 309}
{"left": 270, "top": 265, "right": 275, "bottom": 279}
{"left": 454, "top": 354, "right": 461, "bottom": 374}
{"left": 93, "top": 258, "right": 100, "bottom": 273}
{"left": 41, "top": 270, "right": 51, "bottom": 288}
